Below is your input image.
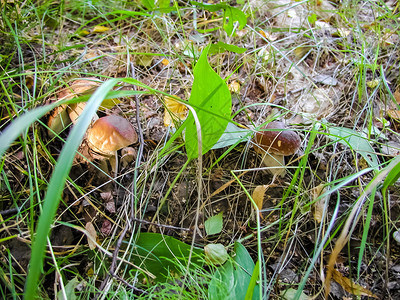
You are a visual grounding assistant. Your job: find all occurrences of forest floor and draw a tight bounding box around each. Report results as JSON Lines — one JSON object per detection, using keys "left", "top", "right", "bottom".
{"left": 1, "top": 0, "right": 400, "bottom": 299}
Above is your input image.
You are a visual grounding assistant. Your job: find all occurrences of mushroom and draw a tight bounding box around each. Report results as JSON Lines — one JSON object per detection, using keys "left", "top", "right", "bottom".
{"left": 86, "top": 115, "right": 138, "bottom": 175}
{"left": 47, "top": 77, "right": 100, "bottom": 137}
{"left": 253, "top": 121, "right": 301, "bottom": 177}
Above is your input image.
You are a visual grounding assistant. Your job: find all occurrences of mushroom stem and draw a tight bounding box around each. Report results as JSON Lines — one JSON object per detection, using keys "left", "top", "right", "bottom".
{"left": 109, "top": 154, "right": 119, "bottom": 177}
{"left": 261, "top": 153, "right": 286, "bottom": 177}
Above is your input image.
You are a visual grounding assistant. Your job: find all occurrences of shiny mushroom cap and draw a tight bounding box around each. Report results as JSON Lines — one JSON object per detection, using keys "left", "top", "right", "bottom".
{"left": 253, "top": 121, "right": 301, "bottom": 156}
{"left": 87, "top": 115, "right": 137, "bottom": 156}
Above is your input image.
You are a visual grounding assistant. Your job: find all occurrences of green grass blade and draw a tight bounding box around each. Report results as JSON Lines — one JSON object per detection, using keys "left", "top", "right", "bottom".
{"left": 0, "top": 105, "right": 56, "bottom": 158}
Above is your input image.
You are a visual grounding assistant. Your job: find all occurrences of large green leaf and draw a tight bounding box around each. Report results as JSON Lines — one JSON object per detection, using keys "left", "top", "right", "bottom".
{"left": 131, "top": 232, "right": 204, "bottom": 282}
{"left": 208, "top": 242, "right": 259, "bottom": 300}
{"left": 185, "top": 45, "right": 232, "bottom": 160}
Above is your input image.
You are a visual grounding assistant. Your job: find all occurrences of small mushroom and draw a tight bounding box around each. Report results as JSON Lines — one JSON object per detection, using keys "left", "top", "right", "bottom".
{"left": 253, "top": 121, "right": 301, "bottom": 177}
{"left": 87, "top": 115, "right": 137, "bottom": 156}
{"left": 86, "top": 115, "right": 138, "bottom": 175}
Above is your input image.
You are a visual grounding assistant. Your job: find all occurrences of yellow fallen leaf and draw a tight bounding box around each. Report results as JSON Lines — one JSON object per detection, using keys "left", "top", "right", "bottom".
{"left": 251, "top": 185, "right": 268, "bottom": 213}
{"left": 163, "top": 95, "right": 188, "bottom": 127}
{"left": 78, "top": 30, "right": 90, "bottom": 36}
{"left": 85, "top": 222, "right": 97, "bottom": 250}
{"left": 331, "top": 269, "right": 379, "bottom": 298}
{"left": 161, "top": 58, "right": 170, "bottom": 66}
{"left": 92, "top": 25, "right": 110, "bottom": 33}
{"left": 366, "top": 79, "right": 380, "bottom": 88}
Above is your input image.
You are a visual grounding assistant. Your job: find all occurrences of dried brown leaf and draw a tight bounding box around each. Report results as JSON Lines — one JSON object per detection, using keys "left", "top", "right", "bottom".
{"left": 331, "top": 269, "right": 378, "bottom": 299}
{"left": 394, "top": 90, "right": 400, "bottom": 104}
{"left": 85, "top": 222, "right": 97, "bottom": 250}
{"left": 387, "top": 109, "right": 400, "bottom": 120}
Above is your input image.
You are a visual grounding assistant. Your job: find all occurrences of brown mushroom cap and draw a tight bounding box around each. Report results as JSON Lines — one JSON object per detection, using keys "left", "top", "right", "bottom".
{"left": 253, "top": 121, "right": 301, "bottom": 156}
{"left": 86, "top": 115, "right": 137, "bottom": 156}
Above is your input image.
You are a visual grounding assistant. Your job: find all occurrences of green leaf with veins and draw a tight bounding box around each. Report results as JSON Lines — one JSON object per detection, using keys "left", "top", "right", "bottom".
{"left": 185, "top": 45, "right": 232, "bottom": 160}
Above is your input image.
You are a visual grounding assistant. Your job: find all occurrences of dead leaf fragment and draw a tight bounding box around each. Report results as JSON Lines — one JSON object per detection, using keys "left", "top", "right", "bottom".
{"left": 85, "top": 222, "right": 97, "bottom": 250}
{"left": 163, "top": 95, "right": 188, "bottom": 127}
{"left": 259, "top": 30, "right": 278, "bottom": 41}
{"left": 311, "top": 184, "right": 328, "bottom": 223}
{"left": 135, "top": 54, "right": 153, "bottom": 67}
{"left": 312, "top": 74, "right": 338, "bottom": 86}
{"left": 100, "top": 191, "right": 116, "bottom": 214}
{"left": 228, "top": 81, "right": 241, "bottom": 93}
{"left": 393, "top": 90, "right": 400, "bottom": 104}
{"left": 331, "top": 269, "right": 379, "bottom": 298}
{"left": 100, "top": 219, "right": 112, "bottom": 236}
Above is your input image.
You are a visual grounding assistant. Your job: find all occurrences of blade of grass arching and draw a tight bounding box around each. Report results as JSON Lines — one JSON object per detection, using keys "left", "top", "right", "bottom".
{"left": 0, "top": 104, "right": 58, "bottom": 157}
{"left": 24, "top": 79, "right": 120, "bottom": 300}
{"left": 357, "top": 186, "right": 376, "bottom": 280}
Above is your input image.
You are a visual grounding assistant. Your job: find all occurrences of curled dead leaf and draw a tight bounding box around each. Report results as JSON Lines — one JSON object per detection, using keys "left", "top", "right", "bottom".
{"left": 85, "top": 222, "right": 97, "bottom": 250}
{"left": 100, "top": 219, "right": 112, "bottom": 236}
{"left": 311, "top": 184, "right": 328, "bottom": 223}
